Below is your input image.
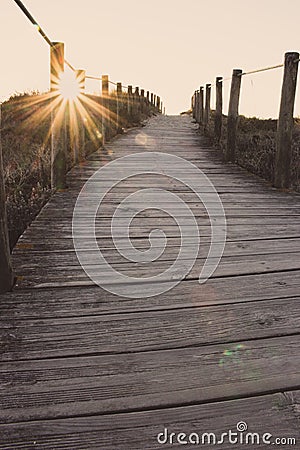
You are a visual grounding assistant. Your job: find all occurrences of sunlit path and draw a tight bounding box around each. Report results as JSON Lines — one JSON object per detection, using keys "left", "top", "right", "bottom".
{"left": 0, "top": 115, "right": 299, "bottom": 448}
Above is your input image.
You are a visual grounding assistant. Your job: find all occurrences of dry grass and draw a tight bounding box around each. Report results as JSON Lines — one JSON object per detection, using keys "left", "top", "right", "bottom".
{"left": 2, "top": 93, "right": 52, "bottom": 248}
{"left": 203, "top": 113, "right": 300, "bottom": 192}
{"left": 2, "top": 91, "right": 157, "bottom": 249}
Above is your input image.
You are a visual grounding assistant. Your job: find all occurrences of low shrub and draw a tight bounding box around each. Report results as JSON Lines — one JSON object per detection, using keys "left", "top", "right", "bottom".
{"left": 202, "top": 112, "right": 300, "bottom": 192}
{"left": 2, "top": 91, "right": 157, "bottom": 249}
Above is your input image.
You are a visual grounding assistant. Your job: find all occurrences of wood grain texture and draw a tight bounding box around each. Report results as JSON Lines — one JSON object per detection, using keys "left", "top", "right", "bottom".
{"left": 1, "top": 296, "right": 300, "bottom": 360}
{"left": 0, "top": 392, "right": 299, "bottom": 449}
{"left": 0, "top": 335, "right": 300, "bottom": 424}
{"left": 0, "top": 270, "right": 298, "bottom": 319}
{"left": 1, "top": 115, "right": 300, "bottom": 448}
{"left": 275, "top": 52, "right": 299, "bottom": 188}
{"left": 13, "top": 250, "right": 300, "bottom": 289}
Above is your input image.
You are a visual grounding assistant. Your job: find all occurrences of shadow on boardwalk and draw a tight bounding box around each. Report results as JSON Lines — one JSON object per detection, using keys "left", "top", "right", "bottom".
{"left": 0, "top": 115, "right": 299, "bottom": 449}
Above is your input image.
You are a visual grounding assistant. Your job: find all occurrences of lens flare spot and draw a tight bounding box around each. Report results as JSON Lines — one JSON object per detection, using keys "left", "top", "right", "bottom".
{"left": 236, "top": 344, "right": 245, "bottom": 350}
{"left": 135, "top": 133, "right": 148, "bottom": 146}
{"left": 219, "top": 344, "right": 249, "bottom": 371}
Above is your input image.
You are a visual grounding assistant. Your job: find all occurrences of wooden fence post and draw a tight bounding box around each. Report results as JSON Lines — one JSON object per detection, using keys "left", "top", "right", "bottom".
{"left": 0, "top": 104, "right": 14, "bottom": 293}
{"left": 140, "top": 89, "right": 145, "bottom": 114}
{"left": 194, "top": 91, "right": 199, "bottom": 122}
{"left": 203, "top": 84, "right": 211, "bottom": 132}
{"left": 191, "top": 93, "right": 195, "bottom": 118}
{"left": 150, "top": 93, "right": 154, "bottom": 107}
{"left": 199, "top": 87, "right": 204, "bottom": 124}
{"left": 157, "top": 96, "right": 161, "bottom": 112}
{"left": 74, "top": 69, "right": 85, "bottom": 162}
{"left": 116, "top": 82, "right": 122, "bottom": 132}
{"left": 215, "top": 76, "right": 223, "bottom": 144}
{"left": 135, "top": 87, "right": 140, "bottom": 119}
{"left": 102, "top": 75, "right": 109, "bottom": 93}
{"left": 127, "top": 85, "right": 133, "bottom": 123}
{"left": 274, "top": 52, "right": 299, "bottom": 188}
{"left": 50, "top": 42, "right": 67, "bottom": 189}
{"left": 102, "top": 75, "right": 109, "bottom": 144}
{"left": 225, "top": 69, "right": 242, "bottom": 162}
{"left": 192, "top": 90, "right": 196, "bottom": 122}
{"left": 146, "top": 91, "right": 150, "bottom": 114}
{"left": 197, "top": 90, "right": 201, "bottom": 123}
{"left": 197, "top": 89, "right": 202, "bottom": 124}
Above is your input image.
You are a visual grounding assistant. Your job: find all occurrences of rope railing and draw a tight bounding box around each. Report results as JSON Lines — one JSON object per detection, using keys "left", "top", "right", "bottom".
{"left": 86, "top": 75, "right": 103, "bottom": 81}
{"left": 191, "top": 51, "right": 299, "bottom": 192}
{"left": 13, "top": 0, "right": 76, "bottom": 71}
{"left": 200, "top": 61, "right": 285, "bottom": 90}
{"left": 196, "top": 60, "right": 286, "bottom": 92}
{"left": 0, "top": 0, "right": 164, "bottom": 293}
{"left": 12, "top": 0, "right": 158, "bottom": 99}
{"left": 11, "top": 0, "right": 163, "bottom": 144}
{"left": 209, "top": 76, "right": 232, "bottom": 89}
{"left": 239, "top": 63, "right": 284, "bottom": 77}
{"left": 13, "top": 0, "right": 53, "bottom": 46}
{"left": 85, "top": 77, "right": 130, "bottom": 91}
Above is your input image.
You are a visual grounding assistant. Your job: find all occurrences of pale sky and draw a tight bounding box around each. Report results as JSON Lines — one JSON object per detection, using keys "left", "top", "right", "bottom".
{"left": 1, "top": 0, "right": 299, "bottom": 116}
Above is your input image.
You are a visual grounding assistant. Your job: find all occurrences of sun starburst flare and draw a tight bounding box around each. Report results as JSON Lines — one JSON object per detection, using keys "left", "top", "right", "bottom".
{"left": 9, "top": 65, "right": 127, "bottom": 156}
{"left": 58, "top": 70, "right": 81, "bottom": 100}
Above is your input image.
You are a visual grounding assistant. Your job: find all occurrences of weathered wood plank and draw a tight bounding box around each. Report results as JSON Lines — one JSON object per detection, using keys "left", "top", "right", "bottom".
{"left": 0, "top": 335, "right": 299, "bottom": 423}
{"left": 16, "top": 224, "right": 300, "bottom": 242}
{"left": 12, "top": 239, "right": 300, "bottom": 269}
{"left": 0, "top": 270, "right": 298, "bottom": 319}
{"left": 0, "top": 391, "right": 299, "bottom": 449}
{"left": 13, "top": 248, "right": 300, "bottom": 289}
{"left": 1, "top": 297, "right": 299, "bottom": 360}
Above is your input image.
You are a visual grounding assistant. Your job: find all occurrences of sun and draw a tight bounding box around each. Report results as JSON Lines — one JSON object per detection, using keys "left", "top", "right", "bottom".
{"left": 58, "top": 69, "right": 81, "bottom": 100}
{"left": 13, "top": 65, "right": 118, "bottom": 153}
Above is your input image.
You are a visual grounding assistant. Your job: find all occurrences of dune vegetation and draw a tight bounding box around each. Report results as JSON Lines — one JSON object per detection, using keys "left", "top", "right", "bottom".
{"left": 1, "top": 91, "right": 156, "bottom": 249}
{"left": 203, "top": 112, "right": 300, "bottom": 192}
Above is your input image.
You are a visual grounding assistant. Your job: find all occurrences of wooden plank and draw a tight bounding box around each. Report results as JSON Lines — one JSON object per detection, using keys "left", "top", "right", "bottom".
{"left": 37, "top": 194, "right": 300, "bottom": 209}
{"left": 0, "top": 391, "right": 298, "bottom": 449}
{"left": 1, "top": 270, "right": 299, "bottom": 319}
{"left": 12, "top": 239, "right": 300, "bottom": 268}
{"left": 13, "top": 251, "right": 300, "bottom": 289}
{"left": 43, "top": 207, "right": 300, "bottom": 217}
{"left": 16, "top": 224, "right": 300, "bottom": 242}
{"left": 1, "top": 297, "right": 299, "bottom": 361}
{"left": 12, "top": 244, "right": 300, "bottom": 270}
{"left": 0, "top": 335, "right": 299, "bottom": 423}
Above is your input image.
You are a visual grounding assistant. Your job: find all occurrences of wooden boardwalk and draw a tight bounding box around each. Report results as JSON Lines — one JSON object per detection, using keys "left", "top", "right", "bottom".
{"left": 1, "top": 115, "right": 300, "bottom": 448}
